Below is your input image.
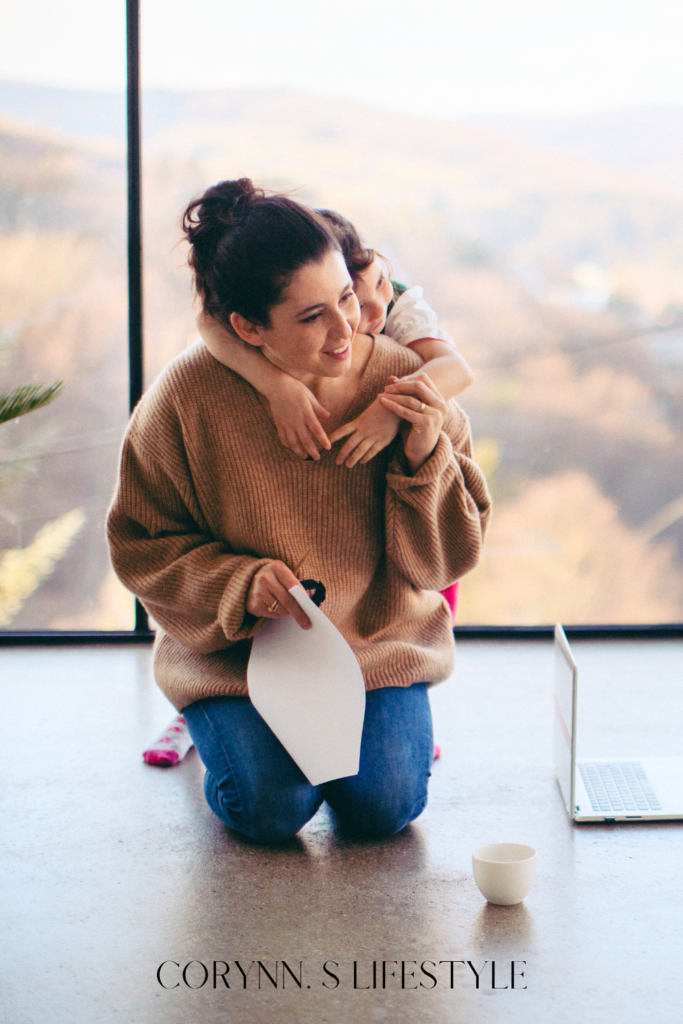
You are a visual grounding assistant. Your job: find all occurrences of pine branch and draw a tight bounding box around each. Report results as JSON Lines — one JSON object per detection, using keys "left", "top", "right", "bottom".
{"left": 0, "top": 382, "right": 65, "bottom": 425}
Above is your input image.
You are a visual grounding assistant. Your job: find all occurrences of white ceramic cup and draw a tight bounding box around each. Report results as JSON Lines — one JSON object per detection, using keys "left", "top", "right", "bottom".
{"left": 472, "top": 843, "right": 537, "bottom": 905}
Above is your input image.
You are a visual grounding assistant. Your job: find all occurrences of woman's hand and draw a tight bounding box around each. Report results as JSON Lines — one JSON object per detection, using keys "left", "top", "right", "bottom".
{"left": 267, "top": 377, "right": 331, "bottom": 461}
{"left": 379, "top": 374, "right": 447, "bottom": 475}
{"left": 246, "top": 560, "right": 312, "bottom": 629}
{"left": 328, "top": 397, "right": 402, "bottom": 468}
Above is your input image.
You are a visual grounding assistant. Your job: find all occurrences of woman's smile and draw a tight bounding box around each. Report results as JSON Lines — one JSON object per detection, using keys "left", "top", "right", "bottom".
{"left": 323, "top": 342, "right": 351, "bottom": 361}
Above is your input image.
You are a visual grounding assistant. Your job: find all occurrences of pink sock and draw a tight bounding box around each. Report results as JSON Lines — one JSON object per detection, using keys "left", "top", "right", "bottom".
{"left": 433, "top": 744, "right": 442, "bottom": 760}
{"left": 143, "top": 714, "right": 194, "bottom": 767}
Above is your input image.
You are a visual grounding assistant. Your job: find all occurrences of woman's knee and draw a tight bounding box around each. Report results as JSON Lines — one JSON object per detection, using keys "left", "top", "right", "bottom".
{"left": 204, "top": 770, "right": 321, "bottom": 844}
{"left": 329, "top": 684, "right": 433, "bottom": 837}
{"left": 328, "top": 764, "right": 430, "bottom": 838}
{"left": 333, "top": 794, "right": 428, "bottom": 838}
{"left": 184, "top": 696, "right": 322, "bottom": 842}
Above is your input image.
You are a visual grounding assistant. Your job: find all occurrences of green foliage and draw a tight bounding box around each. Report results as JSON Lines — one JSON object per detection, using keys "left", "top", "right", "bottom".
{"left": 0, "top": 509, "right": 86, "bottom": 626}
{"left": 0, "top": 382, "right": 64, "bottom": 425}
{"left": 0, "top": 379, "right": 68, "bottom": 624}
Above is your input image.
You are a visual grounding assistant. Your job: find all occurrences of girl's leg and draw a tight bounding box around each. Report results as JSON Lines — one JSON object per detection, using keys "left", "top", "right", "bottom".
{"left": 183, "top": 696, "right": 324, "bottom": 844}
{"left": 440, "top": 582, "right": 459, "bottom": 626}
{"left": 323, "top": 683, "right": 433, "bottom": 839}
{"left": 143, "top": 713, "right": 194, "bottom": 766}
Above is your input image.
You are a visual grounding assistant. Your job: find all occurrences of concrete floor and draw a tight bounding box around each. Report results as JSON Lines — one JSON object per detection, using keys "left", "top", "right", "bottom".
{"left": 2, "top": 638, "right": 682, "bottom": 1024}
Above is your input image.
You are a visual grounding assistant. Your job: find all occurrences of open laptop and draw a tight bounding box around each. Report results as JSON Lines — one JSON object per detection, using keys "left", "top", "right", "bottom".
{"left": 554, "top": 623, "right": 683, "bottom": 822}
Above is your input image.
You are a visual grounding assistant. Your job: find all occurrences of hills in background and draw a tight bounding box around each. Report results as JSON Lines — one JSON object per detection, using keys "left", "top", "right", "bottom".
{"left": 3, "top": 82, "right": 683, "bottom": 316}
{"left": 1, "top": 82, "right": 682, "bottom": 625}
{"left": 469, "top": 107, "right": 683, "bottom": 190}
{"left": 2, "top": 80, "right": 683, "bottom": 183}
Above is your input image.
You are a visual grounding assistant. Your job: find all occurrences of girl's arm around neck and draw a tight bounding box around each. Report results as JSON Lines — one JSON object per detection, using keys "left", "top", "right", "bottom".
{"left": 198, "top": 309, "right": 295, "bottom": 400}
{"left": 404, "top": 338, "right": 473, "bottom": 401}
{"left": 196, "top": 312, "right": 331, "bottom": 460}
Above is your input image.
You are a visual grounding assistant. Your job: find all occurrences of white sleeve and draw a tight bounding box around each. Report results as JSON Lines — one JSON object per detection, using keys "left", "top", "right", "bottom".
{"left": 384, "top": 285, "right": 456, "bottom": 348}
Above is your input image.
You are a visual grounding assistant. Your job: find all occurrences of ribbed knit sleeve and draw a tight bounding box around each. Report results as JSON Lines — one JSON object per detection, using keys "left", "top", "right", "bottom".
{"left": 107, "top": 379, "right": 270, "bottom": 654}
{"left": 385, "top": 402, "right": 491, "bottom": 590}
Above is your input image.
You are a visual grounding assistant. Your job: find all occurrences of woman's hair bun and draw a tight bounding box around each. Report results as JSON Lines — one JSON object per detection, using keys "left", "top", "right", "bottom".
{"left": 182, "top": 178, "right": 264, "bottom": 240}
{"left": 211, "top": 178, "right": 264, "bottom": 223}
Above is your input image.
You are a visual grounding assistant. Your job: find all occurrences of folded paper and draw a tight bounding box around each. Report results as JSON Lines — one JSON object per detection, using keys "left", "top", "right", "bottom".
{"left": 247, "top": 585, "right": 366, "bottom": 785}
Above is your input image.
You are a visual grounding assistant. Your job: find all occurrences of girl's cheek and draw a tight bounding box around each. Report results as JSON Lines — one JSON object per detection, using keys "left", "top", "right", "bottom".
{"left": 358, "top": 297, "right": 388, "bottom": 334}
{"left": 360, "top": 312, "right": 385, "bottom": 334}
{"left": 358, "top": 308, "right": 372, "bottom": 333}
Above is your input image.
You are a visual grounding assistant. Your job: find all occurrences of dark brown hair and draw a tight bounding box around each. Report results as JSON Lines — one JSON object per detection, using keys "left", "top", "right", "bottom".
{"left": 316, "top": 209, "right": 375, "bottom": 280}
{"left": 182, "top": 179, "right": 339, "bottom": 327}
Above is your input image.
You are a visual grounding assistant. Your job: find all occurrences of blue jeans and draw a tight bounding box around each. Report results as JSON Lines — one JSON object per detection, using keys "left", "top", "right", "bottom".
{"left": 183, "top": 684, "right": 433, "bottom": 844}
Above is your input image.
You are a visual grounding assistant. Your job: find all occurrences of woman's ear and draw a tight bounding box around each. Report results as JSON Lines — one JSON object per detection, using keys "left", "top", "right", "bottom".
{"left": 230, "top": 311, "right": 264, "bottom": 347}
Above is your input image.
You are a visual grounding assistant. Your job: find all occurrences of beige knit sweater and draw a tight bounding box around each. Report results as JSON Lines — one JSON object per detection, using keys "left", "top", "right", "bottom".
{"left": 107, "top": 337, "right": 491, "bottom": 710}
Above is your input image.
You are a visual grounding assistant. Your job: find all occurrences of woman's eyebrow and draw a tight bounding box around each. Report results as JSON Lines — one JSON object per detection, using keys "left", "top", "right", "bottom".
{"left": 296, "top": 301, "right": 325, "bottom": 317}
{"left": 296, "top": 284, "right": 353, "bottom": 318}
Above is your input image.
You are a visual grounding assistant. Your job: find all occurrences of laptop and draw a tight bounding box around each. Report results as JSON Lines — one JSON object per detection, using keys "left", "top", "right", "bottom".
{"left": 554, "top": 623, "right": 683, "bottom": 822}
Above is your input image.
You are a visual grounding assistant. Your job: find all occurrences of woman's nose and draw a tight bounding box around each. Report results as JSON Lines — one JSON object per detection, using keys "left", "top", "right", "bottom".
{"left": 335, "top": 314, "right": 353, "bottom": 340}
{"left": 331, "top": 303, "right": 357, "bottom": 338}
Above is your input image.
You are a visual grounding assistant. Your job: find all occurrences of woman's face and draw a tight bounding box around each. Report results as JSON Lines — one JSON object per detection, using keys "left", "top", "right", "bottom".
{"left": 354, "top": 256, "right": 394, "bottom": 335}
{"left": 236, "top": 249, "right": 361, "bottom": 381}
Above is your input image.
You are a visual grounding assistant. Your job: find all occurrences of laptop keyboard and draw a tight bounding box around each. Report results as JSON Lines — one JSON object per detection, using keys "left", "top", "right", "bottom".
{"left": 578, "top": 762, "right": 662, "bottom": 814}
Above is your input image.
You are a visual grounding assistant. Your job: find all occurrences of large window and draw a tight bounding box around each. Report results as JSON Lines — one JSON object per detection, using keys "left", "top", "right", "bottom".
{"left": 0, "top": 2, "right": 134, "bottom": 629}
{"left": 1, "top": 1, "right": 682, "bottom": 630}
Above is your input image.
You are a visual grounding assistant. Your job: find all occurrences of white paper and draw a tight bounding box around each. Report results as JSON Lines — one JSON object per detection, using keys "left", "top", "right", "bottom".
{"left": 247, "top": 585, "right": 366, "bottom": 785}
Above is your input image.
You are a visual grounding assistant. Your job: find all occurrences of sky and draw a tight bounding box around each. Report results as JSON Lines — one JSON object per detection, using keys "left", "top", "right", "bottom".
{"left": 1, "top": 0, "right": 682, "bottom": 118}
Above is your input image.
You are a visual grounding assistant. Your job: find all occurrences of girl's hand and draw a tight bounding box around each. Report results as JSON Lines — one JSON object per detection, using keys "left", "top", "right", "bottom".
{"left": 328, "top": 398, "right": 401, "bottom": 468}
{"left": 246, "top": 561, "right": 311, "bottom": 629}
{"left": 196, "top": 310, "right": 331, "bottom": 461}
{"left": 268, "top": 377, "right": 331, "bottom": 461}
{"left": 379, "top": 374, "right": 447, "bottom": 475}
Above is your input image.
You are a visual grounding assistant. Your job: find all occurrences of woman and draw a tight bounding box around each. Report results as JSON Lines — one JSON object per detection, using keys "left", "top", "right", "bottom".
{"left": 107, "top": 178, "right": 491, "bottom": 844}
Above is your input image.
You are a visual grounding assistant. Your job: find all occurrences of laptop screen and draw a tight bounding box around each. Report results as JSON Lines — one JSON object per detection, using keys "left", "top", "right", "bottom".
{"left": 554, "top": 623, "right": 577, "bottom": 815}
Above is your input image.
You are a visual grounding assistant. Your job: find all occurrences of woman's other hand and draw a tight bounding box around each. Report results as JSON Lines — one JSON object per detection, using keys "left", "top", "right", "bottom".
{"left": 247, "top": 560, "right": 312, "bottom": 629}
{"left": 379, "top": 374, "right": 447, "bottom": 475}
{"left": 328, "top": 398, "right": 401, "bottom": 468}
{"left": 268, "top": 377, "right": 332, "bottom": 461}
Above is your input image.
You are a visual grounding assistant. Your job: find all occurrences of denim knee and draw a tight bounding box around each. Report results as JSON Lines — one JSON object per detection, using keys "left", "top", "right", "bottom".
{"left": 203, "top": 769, "right": 322, "bottom": 844}
{"left": 329, "top": 775, "right": 429, "bottom": 839}
{"left": 325, "top": 683, "right": 433, "bottom": 838}
{"left": 357, "top": 790, "right": 428, "bottom": 839}
{"left": 183, "top": 695, "right": 324, "bottom": 844}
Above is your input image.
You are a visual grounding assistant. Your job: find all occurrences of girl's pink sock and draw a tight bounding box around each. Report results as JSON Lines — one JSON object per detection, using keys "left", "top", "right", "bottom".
{"left": 143, "top": 714, "right": 194, "bottom": 767}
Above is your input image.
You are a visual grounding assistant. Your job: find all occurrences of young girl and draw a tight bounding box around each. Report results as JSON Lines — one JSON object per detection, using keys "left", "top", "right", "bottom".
{"left": 143, "top": 207, "right": 471, "bottom": 766}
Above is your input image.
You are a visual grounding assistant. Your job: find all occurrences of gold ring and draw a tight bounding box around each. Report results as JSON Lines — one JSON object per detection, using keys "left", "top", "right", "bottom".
{"left": 268, "top": 599, "right": 279, "bottom": 613}
{"left": 419, "top": 401, "right": 426, "bottom": 412}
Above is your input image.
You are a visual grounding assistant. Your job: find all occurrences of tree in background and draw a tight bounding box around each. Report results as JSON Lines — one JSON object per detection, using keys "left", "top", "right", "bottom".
{"left": 458, "top": 470, "right": 683, "bottom": 625}
{"left": 0, "top": 383, "right": 85, "bottom": 626}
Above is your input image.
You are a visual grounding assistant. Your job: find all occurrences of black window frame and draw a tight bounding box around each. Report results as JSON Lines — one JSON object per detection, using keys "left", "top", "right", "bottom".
{"left": 0, "top": 0, "right": 681, "bottom": 646}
